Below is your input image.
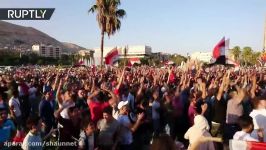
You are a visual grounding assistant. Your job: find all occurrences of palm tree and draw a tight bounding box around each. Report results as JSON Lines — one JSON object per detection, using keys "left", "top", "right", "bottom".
{"left": 85, "top": 53, "right": 91, "bottom": 66}
{"left": 231, "top": 46, "right": 241, "bottom": 61}
{"left": 242, "top": 47, "right": 252, "bottom": 66}
{"left": 89, "top": 0, "right": 126, "bottom": 67}
{"left": 90, "top": 50, "right": 95, "bottom": 65}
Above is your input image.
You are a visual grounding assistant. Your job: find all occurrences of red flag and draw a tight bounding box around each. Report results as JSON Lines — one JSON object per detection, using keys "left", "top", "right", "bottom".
{"left": 129, "top": 58, "right": 141, "bottom": 65}
{"left": 169, "top": 71, "right": 176, "bottom": 83}
{"left": 213, "top": 37, "right": 225, "bottom": 59}
{"left": 105, "top": 47, "right": 119, "bottom": 65}
{"left": 230, "top": 140, "right": 266, "bottom": 150}
{"left": 79, "top": 60, "right": 84, "bottom": 65}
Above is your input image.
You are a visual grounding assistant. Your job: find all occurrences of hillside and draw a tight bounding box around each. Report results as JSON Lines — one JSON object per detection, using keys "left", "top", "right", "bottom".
{"left": 0, "top": 21, "right": 84, "bottom": 53}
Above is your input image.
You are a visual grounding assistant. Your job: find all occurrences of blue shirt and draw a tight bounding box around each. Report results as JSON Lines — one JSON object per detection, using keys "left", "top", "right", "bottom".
{"left": 0, "top": 119, "right": 16, "bottom": 143}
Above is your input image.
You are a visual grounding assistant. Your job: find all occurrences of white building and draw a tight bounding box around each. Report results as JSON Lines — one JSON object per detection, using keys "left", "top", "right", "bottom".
{"left": 32, "top": 44, "right": 62, "bottom": 58}
{"left": 94, "top": 45, "right": 152, "bottom": 65}
{"left": 190, "top": 52, "right": 212, "bottom": 63}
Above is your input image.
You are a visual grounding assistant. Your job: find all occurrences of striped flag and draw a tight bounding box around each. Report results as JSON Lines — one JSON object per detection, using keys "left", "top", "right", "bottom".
{"left": 208, "top": 37, "right": 227, "bottom": 66}
{"left": 213, "top": 37, "right": 225, "bottom": 59}
{"left": 230, "top": 140, "right": 266, "bottom": 150}
{"left": 105, "top": 47, "right": 119, "bottom": 65}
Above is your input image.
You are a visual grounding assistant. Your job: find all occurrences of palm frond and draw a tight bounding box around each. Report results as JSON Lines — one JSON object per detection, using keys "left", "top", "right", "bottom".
{"left": 88, "top": 5, "right": 98, "bottom": 13}
{"left": 116, "top": 9, "right": 126, "bottom": 18}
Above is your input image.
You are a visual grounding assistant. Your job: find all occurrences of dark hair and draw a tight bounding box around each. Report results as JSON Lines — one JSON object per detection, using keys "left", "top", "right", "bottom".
{"left": 12, "top": 90, "right": 19, "bottom": 97}
{"left": 150, "top": 134, "right": 178, "bottom": 150}
{"left": 26, "top": 116, "right": 40, "bottom": 130}
{"left": 238, "top": 115, "right": 253, "bottom": 129}
{"left": 68, "top": 105, "right": 78, "bottom": 113}
{"left": 0, "top": 107, "right": 7, "bottom": 112}
{"left": 81, "top": 119, "right": 94, "bottom": 129}
{"left": 252, "top": 96, "right": 265, "bottom": 109}
{"left": 103, "top": 106, "right": 113, "bottom": 115}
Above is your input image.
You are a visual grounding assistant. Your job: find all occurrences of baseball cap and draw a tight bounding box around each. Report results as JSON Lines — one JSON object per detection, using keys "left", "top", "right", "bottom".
{"left": 117, "top": 100, "right": 129, "bottom": 109}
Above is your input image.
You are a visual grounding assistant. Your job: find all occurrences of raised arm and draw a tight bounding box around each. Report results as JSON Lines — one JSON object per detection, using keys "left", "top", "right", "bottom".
{"left": 102, "top": 88, "right": 119, "bottom": 106}
{"left": 127, "top": 113, "right": 144, "bottom": 133}
{"left": 56, "top": 79, "right": 63, "bottom": 104}
{"left": 235, "top": 85, "right": 245, "bottom": 104}
{"left": 216, "top": 73, "right": 227, "bottom": 101}
{"left": 250, "top": 74, "right": 257, "bottom": 98}
{"left": 116, "top": 68, "right": 125, "bottom": 90}
{"left": 54, "top": 101, "right": 74, "bottom": 118}
{"left": 136, "top": 77, "right": 145, "bottom": 103}
{"left": 52, "top": 72, "right": 59, "bottom": 91}
{"left": 201, "top": 82, "right": 207, "bottom": 100}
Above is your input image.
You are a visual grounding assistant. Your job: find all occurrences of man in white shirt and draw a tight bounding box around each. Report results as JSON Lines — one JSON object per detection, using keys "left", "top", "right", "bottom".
{"left": 22, "top": 116, "right": 42, "bottom": 150}
{"left": 28, "top": 82, "right": 38, "bottom": 115}
{"left": 249, "top": 97, "right": 266, "bottom": 142}
{"left": 233, "top": 116, "right": 258, "bottom": 142}
{"left": 9, "top": 90, "right": 22, "bottom": 129}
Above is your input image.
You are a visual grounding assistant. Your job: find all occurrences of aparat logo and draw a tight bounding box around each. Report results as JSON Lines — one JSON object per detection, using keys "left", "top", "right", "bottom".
{"left": 0, "top": 8, "right": 55, "bottom": 20}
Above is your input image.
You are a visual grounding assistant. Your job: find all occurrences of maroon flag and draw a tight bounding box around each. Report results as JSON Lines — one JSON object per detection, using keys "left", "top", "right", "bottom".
{"left": 105, "top": 47, "right": 119, "bottom": 65}
{"left": 213, "top": 37, "right": 225, "bottom": 59}
{"left": 208, "top": 37, "right": 227, "bottom": 66}
{"left": 129, "top": 58, "right": 141, "bottom": 65}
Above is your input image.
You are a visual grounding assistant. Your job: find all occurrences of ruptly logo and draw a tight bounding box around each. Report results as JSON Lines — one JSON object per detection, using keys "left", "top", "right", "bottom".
{"left": 0, "top": 8, "right": 55, "bottom": 20}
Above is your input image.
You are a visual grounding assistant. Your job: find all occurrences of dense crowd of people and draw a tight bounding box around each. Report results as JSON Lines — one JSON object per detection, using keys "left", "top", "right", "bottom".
{"left": 0, "top": 64, "right": 266, "bottom": 150}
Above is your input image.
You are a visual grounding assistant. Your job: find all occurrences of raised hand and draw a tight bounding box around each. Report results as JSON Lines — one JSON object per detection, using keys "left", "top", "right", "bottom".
{"left": 137, "top": 112, "right": 145, "bottom": 121}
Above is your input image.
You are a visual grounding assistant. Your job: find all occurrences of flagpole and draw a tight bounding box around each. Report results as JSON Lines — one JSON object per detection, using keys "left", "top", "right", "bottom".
{"left": 123, "top": 45, "right": 128, "bottom": 67}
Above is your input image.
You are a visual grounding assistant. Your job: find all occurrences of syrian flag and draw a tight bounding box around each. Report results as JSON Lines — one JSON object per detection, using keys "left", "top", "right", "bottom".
{"left": 226, "top": 58, "right": 240, "bottom": 67}
{"left": 105, "top": 47, "right": 119, "bottom": 65}
{"left": 212, "top": 37, "right": 226, "bottom": 64}
{"left": 230, "top": 140, "right": 266, "bottom": 150}
{"left": 208, "top": 37, "right": 233, "bottom": 67}
{"left": 213, "top": 37, "right": 225, "bottom": 58}
{"left": 129, "top": 58, "right": 141, "bottom": 65}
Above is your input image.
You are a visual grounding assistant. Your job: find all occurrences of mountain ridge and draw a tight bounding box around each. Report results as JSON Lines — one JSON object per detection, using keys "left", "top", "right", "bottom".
{"left": 0, "top": 21, "right": 85, "bottom": 53}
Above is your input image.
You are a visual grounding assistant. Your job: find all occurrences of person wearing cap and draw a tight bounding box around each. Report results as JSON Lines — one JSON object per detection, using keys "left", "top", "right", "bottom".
{"left": 117, "top": 100, "right": 144, "bottom": 150}
{"left": 54, "top": 102, "right": 81, "bottom": 150}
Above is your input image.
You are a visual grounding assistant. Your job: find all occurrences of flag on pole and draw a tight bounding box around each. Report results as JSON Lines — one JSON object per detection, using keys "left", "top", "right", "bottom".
{"left": 208, "top": 37, "right": 227, "bottom": 66}
{"left": 105, "top": 47, "right": 119, "bottom": 65}
{"left": 213, "top": 37, "right": 225, "bottom": 59}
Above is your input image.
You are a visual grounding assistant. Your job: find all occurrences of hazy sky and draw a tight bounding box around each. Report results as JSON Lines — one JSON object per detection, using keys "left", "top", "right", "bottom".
{"left": 1, "top": 0, "right": 266, "bottom": 55}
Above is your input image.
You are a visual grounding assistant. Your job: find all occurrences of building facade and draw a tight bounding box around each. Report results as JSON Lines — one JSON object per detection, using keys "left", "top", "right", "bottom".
{"left": 190, "top": 52, "right": 212, "bottom": 63}
{"left": 151, "top": 52, "right": 170, "bottom": 62}
{"left": 94, "top": 45, "right": 152, "bottom": 65}
{"left": 32, "top": 44, "right": 62, "bottom": 58}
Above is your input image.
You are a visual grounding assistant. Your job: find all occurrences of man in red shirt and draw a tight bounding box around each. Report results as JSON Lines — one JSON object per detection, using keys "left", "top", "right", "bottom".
{"left": 87, "top": 87, "right": 118, "bottom": 124}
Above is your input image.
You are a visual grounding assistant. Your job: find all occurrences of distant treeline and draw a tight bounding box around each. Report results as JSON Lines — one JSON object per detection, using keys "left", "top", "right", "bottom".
{"left": 0, "top": 50, "right": 73, "bottom": 66}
